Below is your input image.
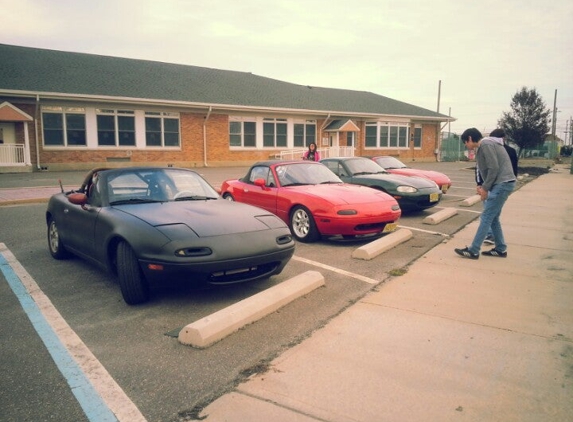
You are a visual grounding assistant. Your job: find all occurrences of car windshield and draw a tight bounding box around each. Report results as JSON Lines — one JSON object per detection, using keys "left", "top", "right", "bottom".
{"left": 374, "top": 156, "right": 407, "bottom": 169}
{"left": 275, "top": 163, "right": 342, "bottom": 186}
{"left": 345, "top": 158, "right": 388, "bottom": 175}
{"left": 107, "top": 168, "right": 219, "bottom": 204}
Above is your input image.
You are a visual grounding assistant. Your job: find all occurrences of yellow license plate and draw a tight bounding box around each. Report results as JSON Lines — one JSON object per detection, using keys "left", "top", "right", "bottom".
{"left": 429, "top": 193, "right": 440, "bottom": 202}
{"left": 383, "top": 222, "right": 398, "bottom": 233}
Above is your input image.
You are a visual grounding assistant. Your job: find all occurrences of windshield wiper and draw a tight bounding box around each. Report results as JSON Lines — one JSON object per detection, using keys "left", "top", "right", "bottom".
{"left": 352, "top": 171, "right": 375, "bottom": 176}
{"left": 110, "top": 198, "right": 163, "bottom": 205}
{"left": 320, "top": 181, "right": 341, "bottom": 184}
{"left": 174, "top": 195, "right": 218, "bottom": 201}
{"left": 282, "top": 182, "right": 309, "bottom": 187}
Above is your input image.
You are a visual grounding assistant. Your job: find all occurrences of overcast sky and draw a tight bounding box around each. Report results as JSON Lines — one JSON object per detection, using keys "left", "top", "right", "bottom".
{"left": 2, "top": 0, "right": 572, "bottom": 140}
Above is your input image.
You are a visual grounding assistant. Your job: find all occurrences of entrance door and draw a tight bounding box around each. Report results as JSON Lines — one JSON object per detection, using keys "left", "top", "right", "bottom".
{"left": 328, "top": 132, "right": 340, "bottom": 157}
{"left": 0, "top": 123, "right": 16, "bottom": 144}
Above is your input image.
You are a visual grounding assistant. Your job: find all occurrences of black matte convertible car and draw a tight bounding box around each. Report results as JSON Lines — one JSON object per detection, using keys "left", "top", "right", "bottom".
{"left": 46, "top": 167, "right": 295, "bottom": 305}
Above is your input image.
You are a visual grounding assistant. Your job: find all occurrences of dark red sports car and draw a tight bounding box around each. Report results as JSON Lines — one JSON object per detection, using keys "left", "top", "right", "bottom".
{"left": 370, "top": 156, "right": 452, "bottom": 193}
{"left": 220, "top": 161, "right": 401, "bottom": 243}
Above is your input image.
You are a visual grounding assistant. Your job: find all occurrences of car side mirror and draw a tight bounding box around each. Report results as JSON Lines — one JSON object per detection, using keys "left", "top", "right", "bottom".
{"left": 253, "top": 178, "right": 267, "bottom": 188}
{"left": 67, "top": 192, "right": 88, "bottom": 209}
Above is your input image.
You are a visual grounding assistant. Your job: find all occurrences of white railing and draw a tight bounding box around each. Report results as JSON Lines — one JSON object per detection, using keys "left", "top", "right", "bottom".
{"left": 0, "top": 144, "right": 26, "bottom": 166}
{"left": 274, "top": 146, "right": 355, "bottom": 160}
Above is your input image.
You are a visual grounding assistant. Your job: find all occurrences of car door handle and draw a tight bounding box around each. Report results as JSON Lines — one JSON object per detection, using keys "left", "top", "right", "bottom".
{"left": 64, "top": 208, "right": 69, "bottom": 214}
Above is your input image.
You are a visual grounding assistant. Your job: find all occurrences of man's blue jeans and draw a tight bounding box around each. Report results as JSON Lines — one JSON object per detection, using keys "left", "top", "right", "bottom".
{"left": 469, "top": 181, "right": 515, "bottom": 254}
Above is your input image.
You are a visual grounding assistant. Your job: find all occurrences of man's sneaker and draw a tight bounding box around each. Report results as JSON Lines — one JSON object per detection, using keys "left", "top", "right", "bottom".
{"left": 483, "top": 235, "right": 495, "bottom": 245}
{"left": 454, "top": 247, "right": 479, "bottom": 260}
{"left": 481, "top": 248, "right": 507, "bottom": 258}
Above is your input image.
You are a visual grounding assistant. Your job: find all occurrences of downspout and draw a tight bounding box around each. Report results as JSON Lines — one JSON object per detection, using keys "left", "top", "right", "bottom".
{"left": 203, "top": 106, "right": 212, "bottom": 167}
{"left": 35, "top": 94, "right": 41, "bottom": 169}
{"left": 319, "top": 113, "right": 331, "bottom": 150}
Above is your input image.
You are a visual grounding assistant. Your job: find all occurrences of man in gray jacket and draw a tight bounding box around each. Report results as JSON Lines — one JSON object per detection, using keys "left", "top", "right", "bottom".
{"left": 455, "top": 128, "right": 516, "bottom": 259}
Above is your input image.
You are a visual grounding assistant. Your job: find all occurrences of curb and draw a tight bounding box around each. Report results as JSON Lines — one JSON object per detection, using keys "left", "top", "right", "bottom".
{"left": 423, "top": 207, "right": 458, "bottom": 225}
{"left": 178, "top": 271, "right": 325, "bottom": 348}
{"left": 352, "top": 229, "right": 413, "bottom": 260}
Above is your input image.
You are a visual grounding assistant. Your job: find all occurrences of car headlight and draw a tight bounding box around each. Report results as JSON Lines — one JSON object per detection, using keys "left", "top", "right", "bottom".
{"left": 396, "top": 186, "right": 418, "bottom": 193}
{"left": 337, "top": 209, "right": 358, "bottom": 215}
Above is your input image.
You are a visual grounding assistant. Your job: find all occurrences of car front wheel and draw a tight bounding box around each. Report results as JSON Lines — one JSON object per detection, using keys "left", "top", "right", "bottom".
{"left": 222, "top": 193, "right": 234, "bottom": 201}
{"left": 116, "top": 241, "right": 150, "bottom": 305}
{"left": 290, "top": 205, "right": 319, "bottom": 243}
{"left": 48, "top": 218, "right": 70, "bottom": 259}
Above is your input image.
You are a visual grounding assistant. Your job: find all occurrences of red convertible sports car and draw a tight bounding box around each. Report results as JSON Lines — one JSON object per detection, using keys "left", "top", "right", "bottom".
{"left": 46, "top": 167, "right": 295, "bottom": 305}
{"left": 370, "top": 156, "right": 452, "bottom": 193}
{"left": 220, "top": 161, "right": 401, "bottom": 243}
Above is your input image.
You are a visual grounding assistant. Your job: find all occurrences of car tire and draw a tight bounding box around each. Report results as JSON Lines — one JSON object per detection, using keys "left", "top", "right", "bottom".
{"left": 222, "top": 193, "right": 234, "bottom": 201}
{"left": 47, "top": 218, "right": 70, "bottom": 259}
{"left": 290, "top": 205, "right": 319, "bottom": 243}
{"left": 116, "top": 241, "right": 150, "bottom": 305}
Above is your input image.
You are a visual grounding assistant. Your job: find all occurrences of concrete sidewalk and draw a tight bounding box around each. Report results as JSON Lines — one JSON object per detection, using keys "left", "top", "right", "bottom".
{"left": 199, "top": 165, "right": 573, "bottom": 422}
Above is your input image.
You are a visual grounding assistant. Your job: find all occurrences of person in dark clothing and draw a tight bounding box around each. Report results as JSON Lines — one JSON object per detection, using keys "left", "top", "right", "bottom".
{"left": 490, "top": 128, "right": 518, "bottom": 177}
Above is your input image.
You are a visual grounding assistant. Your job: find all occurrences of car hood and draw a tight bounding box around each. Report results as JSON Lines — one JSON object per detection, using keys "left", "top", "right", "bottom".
{"left": 114, "top": 200, "right": 286, "bottom": 236}
{"left": 353, "top": 173, "right": 437, "bottom": 188}
{"left": 393, "top": 169, "right": 449, "bottom": 181}
{"left": 291, "top": 184, "right": 396, "bottom": 205}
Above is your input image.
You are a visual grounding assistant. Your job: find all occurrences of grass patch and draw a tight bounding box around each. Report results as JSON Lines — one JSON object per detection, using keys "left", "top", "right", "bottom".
{"left": 388, "top": 268, "right": 408, "bottom": 276}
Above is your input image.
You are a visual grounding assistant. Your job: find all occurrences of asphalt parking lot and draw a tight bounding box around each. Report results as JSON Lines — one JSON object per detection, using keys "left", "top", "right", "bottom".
{"left": 0, "top": 160, "right": 548, "bottom": 422}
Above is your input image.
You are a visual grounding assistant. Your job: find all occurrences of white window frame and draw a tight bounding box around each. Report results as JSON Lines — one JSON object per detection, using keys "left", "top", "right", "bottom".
{"left": 144, "top": 111, "right": 181, "bottom": 148}
{"left": 96, "top": 109, "right": 136, "bottom": 147}
{"left": 229, "top": 116, "right": 257, "bottom": 148}
{"left": 41, "top": 106, "right": 87, "bottom": 147}
{"left": 365, "top": 121, "right": 411, "bottom": 149}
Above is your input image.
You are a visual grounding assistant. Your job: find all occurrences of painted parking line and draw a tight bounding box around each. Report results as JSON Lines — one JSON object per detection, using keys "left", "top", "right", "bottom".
{"left": 292, "top": 255, "right": 379, "bottom": 284}
{"left": 0, "top": 243, "right": 146, "bottom": 422}
{"left": 397, "top": 225, "right": 451, "bottom": 237}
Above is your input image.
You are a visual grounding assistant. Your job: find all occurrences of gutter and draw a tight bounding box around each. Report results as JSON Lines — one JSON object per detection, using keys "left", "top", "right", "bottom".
{"left": 0, "top": 89, "right": 454, "bottom": 123}
{"left": 203, "top": 106, "right": 212, "bottom": 167}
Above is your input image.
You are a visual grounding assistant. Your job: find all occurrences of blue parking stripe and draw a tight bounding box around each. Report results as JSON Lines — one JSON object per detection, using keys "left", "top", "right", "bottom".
{"left": 0, "top": 253, "right": 118, "bottom": 422}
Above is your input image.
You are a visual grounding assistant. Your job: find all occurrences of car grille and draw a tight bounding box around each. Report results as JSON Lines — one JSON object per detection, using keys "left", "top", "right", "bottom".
{"left": 354, "top": 222, "right": 387, "bottom": 231}
{"left": 209, "top": 262, "right": 280, "bottom": 284}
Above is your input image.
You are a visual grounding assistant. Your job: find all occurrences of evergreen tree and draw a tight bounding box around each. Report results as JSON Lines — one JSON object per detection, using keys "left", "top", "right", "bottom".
{"left": 498, "top": 87, "right": 551, "bottom": 157}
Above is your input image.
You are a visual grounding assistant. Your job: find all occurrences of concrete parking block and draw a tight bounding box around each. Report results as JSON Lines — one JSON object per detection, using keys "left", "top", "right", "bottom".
{"left": 459, "top": 194, "right": 481, "bottom": 206}
{"left": 352, "top": 229, "right": 412, "bottom": 261}
{"left": 178, "top": 271, "right": 325, "bottom": 348}
{"left": 422, "top": 207, "right": 458, "bottom": 225}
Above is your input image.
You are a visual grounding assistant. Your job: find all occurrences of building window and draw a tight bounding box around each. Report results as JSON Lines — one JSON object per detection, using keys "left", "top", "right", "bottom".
{"left": 413, "top": 126, "right": 422, "bottom": 148}
{"left": 96, "top": 110, "right": 135, "bottom": 147}
{"left": 263, "top": 118, "right": 287, "bottom": 148}
{"left": 42, "top": 107, "right": 86, "bottom": 146}
{"left": 145, "top": 112, "right": 180, "bottom": 147}
{"left": 347, "top": 132, "right": 355, "bottom": 147}
{"left": 229, "top": 119, "right": 256, "bottom": 147}
{"left": 365, "top": 124, "right": 377, "bottom": 147}
{"left": 366, "top": 121, "right": 410, "bottom": 148}
{"left": 293, "top": 121, "right": 316, "bottom": 147}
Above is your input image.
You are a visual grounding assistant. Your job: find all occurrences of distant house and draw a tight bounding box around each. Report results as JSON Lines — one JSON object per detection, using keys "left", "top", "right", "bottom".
{"left": 0, "top": 43, "right": 454, "bottom": 172}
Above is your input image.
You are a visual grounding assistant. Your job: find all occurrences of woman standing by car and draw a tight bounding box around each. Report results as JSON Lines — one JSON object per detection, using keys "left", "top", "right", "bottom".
{"left": 303, "top": 142, "right": 321, "bottom": 161}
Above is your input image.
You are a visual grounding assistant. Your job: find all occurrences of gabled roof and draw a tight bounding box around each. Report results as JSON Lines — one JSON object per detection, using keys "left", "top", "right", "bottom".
{"left": 0, "top": 44, "right": 452, "bottom": 121}
{"left": 0, "top": 101, "right": 33, "bottom": 121}
{"left": 324, "top": 119, "right": 361, "bottom": 132}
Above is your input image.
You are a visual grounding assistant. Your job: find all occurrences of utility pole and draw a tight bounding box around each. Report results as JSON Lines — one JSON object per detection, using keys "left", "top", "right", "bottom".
{"left": 551, "top": 89, "right": 557, "bottom": 138}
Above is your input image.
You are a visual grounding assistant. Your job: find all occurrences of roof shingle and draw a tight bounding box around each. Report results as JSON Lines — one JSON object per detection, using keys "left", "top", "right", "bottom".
{"left": 0, "top": 43, "right": 450, "bottom": 119}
